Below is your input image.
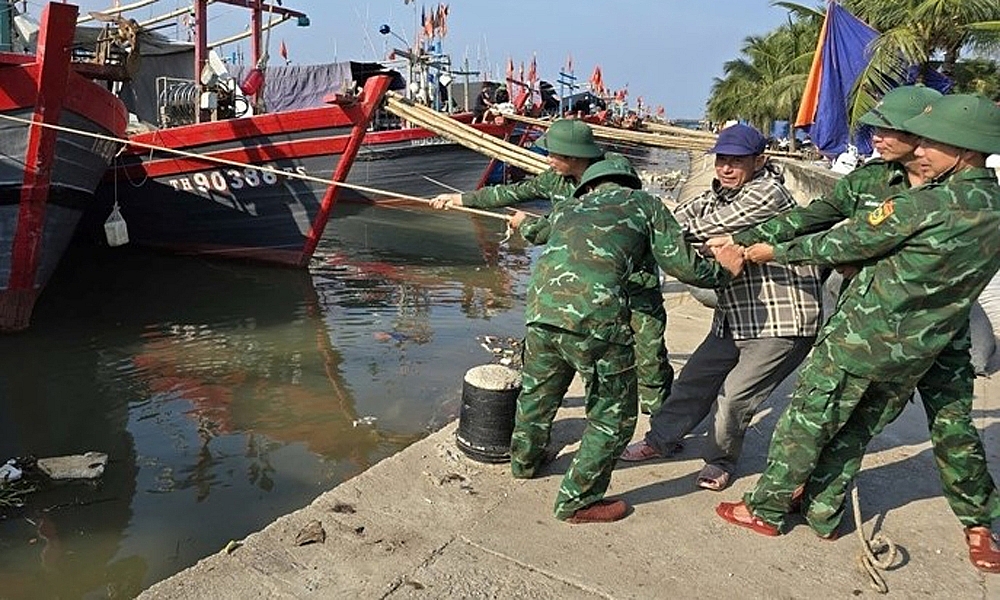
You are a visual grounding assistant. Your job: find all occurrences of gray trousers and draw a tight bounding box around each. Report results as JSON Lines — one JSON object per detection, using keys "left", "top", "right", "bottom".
{"left": 644, "top": 328, "right": 814, "bottom": 473}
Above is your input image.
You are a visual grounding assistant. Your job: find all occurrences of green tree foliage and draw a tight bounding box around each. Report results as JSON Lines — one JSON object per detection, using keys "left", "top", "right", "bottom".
{"left": 705, "top": 1, "right": 1000, "bottom": 137}
{"left": 706, "top": 19, "right": 818, "bottom": 136}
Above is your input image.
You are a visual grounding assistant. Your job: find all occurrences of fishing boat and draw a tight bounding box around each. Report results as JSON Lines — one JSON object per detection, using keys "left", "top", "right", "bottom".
{"left": 0, "top": 2, "right": 128, "bottom": 331}
{"left": 85, "top": 0, "right": 513, "bottom": 266}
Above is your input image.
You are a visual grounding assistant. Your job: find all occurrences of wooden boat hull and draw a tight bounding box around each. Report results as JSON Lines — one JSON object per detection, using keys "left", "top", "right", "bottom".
{"left": 90, "top": 114, "right": 505, "bottom": 265}
{"left": 0, "top": 2, "right": 128, "bottom": 331}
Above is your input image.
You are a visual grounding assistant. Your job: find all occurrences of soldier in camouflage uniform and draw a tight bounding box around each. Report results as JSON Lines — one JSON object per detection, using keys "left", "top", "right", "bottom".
{"left": 712, "top": 86, "right": 1000, "bottom": 557}
{"left": 510, "top": 156, "right": 743, "bottom": 523}
{"left": 716, "top": 94, "right": 1000, "bottom": 572}
{"left": 431, "top": 120, "right": 672, "bottom": 415}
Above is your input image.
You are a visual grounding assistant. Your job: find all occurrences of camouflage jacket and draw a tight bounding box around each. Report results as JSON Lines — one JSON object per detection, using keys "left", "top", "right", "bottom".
{"left": 464, "top": 160, "right": 662, "bottom": 293}
{"left": 732, "top": 160, "right": 911, "bottom": 246}
{"left": 525, "top": 182, "right": 730, "bottom": 344}
{"left": 773, "top": 167, "right": 1000, "bottom": 381}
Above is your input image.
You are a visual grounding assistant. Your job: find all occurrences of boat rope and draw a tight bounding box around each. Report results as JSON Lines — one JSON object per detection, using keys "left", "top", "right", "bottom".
{"left": 419, "top": 173, "right": 463, "bottom": 193}
{"left": 851, "top": 483, "right": 897, "bottom": 594}
{"left": 0, "top": 112, "right": 511, "bottom": 222}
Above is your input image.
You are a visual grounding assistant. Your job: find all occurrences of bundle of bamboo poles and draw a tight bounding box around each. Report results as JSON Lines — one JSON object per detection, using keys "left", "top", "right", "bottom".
{"left": 383, "top": 92, "right": 550, "bottom": 175}
{"left": 503, "top": 113, "right": 718, "bottom": 152}
{"left": 640, "top": 120, "right": 717, "bottom": 140}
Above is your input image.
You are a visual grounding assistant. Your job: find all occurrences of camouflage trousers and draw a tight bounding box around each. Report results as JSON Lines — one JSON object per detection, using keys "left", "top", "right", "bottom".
{"left": 510, "top": 323, "right": 638, "bottom": 520}
{"left": 630, "top": 287, "right": 672, "bottom": 415}
{"left": 745, "top": 342, "right": 919, "bottom": 536}
{"left": 916, "top": 329, "right": 1000, "bottom": 528}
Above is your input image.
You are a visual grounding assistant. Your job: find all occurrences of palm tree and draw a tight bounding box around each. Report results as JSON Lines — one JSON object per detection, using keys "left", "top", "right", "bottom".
{"left": 845, "top": 0, "right": 1000, "bottom": 79}
{"left": 840, "top": 0, "right": 1000, "bottom": 121}
{"left": 706, "top": 21, "right": 817, "bottom": 148}
{"left": 768, "top": 0, "right": 1000, "bottom": 140}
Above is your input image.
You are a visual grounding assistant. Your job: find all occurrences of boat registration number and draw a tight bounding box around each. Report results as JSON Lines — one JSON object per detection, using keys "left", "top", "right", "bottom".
{"left": 166, "top": 165, "right": 309, "bottom": 193}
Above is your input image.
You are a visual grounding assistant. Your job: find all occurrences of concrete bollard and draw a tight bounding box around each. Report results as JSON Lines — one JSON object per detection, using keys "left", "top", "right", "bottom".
{"left": 455, "top": 364, "right": 522, "bottom": 463}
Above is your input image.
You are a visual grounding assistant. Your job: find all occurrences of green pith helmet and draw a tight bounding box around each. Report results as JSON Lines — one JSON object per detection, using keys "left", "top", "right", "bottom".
{"left": 858, "top": 85, "right": 943, "bottom": 130}
{"left": 902, "top": 93, "right": 1000, "bottom": 155}
{"left": 536, "top": 119, "right": 604, "bottom": 158}
{"left": 573, "top": 153, "right": 641, "bottom": 197}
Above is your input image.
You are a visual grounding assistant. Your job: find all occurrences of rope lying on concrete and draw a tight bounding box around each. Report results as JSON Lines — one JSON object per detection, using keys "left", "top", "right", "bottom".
{"left": 851, "top": 484, "right": 898, "bottom": 593}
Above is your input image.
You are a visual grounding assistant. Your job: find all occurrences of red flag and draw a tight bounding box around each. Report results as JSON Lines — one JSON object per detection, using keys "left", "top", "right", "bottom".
{"left": 589, "top": 65, "right": 603, "bottom": 93}
{"left": 279, "top": 39, "right": 288, "bottom": 63}
{"left": 566, "top": 53, "right": 573, "bottom": 74}
{"left": 518, "top": 62, "right": 524, "bottom": 83}
{"left": 527, "top": 55, "right": 537, "bottom": 84}
{"left": 656, "top": 105, "right": 665, "bottom": 117}
{"left": 422, "top": 7, "right": 433, "bottom": 39}
{"left": 437, "top": 3, "right": 448, "bottom": 37}
{"left": 505, "top": 57, "right": 514, "bottom": 96}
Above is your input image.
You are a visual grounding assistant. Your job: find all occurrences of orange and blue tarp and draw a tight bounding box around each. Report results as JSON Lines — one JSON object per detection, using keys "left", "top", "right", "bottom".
{"left": 795, "top": 1, "right": 879, "bottom": 158}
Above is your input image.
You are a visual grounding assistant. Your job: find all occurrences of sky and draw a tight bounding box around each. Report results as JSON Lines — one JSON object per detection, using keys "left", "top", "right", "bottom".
{"left": 59, "top": 0, "right": 799, "bottom": 119}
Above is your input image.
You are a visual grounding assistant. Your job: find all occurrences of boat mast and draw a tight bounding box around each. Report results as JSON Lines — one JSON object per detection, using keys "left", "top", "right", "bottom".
{"left": 0, "top": 0, "right": 12, "bottom": 52}
{"left": 193, "top": 0, "right": 308, "bottom": 122}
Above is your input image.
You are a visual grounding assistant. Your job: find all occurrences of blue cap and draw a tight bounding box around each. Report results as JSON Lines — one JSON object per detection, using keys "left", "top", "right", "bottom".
{"left": 709, "top": 124, "right": 767, "bottom": 156}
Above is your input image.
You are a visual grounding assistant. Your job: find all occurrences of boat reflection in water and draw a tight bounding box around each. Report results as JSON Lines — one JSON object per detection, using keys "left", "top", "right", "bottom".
{"left": 0, "top": 214, "right": 534, "bottom": 595}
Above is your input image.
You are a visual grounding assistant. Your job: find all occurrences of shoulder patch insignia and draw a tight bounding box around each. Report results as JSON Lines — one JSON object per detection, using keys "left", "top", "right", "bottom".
{"left": 867, "top": 199, "right": 895, "bottom": 226}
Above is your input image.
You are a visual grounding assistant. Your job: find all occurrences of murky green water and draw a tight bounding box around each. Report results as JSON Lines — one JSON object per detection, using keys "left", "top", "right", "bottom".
{"left": 0, "top": 147, "right": 686, "bottom": 598}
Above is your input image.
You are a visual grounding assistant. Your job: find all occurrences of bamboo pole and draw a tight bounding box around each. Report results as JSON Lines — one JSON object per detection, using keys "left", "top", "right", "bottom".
{"left": 384, "top": 97, "right": 547, "bottom": 171}
{"left": 640, "top": 120, "right": 717, "bottom": 139}
{"left": 502, "top": 113, "right": 717, "bottom": 152}
{"left": 383, "top": 92, "right": 550, "bottom": 174}
{"left": 0, "top": 112, "right": 512, "bottom": 222}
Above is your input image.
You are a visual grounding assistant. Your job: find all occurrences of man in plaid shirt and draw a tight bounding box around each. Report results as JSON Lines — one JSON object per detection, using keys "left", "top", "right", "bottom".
{"left": 620, "top": 124, "right": 823, "bottom": 492}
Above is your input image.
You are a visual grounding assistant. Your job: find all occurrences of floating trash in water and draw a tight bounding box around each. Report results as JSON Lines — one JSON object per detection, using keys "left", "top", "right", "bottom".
{"left": 36, "top": 452, "right": 107, "bottom": 480}
{"left": 0, "top": 459, "right": 22, "bottom": 484}
{"left": 373, "top": 331, "right": 410, "bottom": 342}
{"left": 475, "top": 335, "right": 522, "bottom": 369}
{"left": 352, "top": 416, "right": 378, "bottom": 427}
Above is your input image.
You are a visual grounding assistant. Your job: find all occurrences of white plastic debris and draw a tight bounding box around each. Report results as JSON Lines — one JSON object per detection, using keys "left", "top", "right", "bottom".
{"left": 36, "top": 451, "right": 108, "bottom": 480}
{"left": 0, "top": 459, "right": 22, "bottom": 484}
{"left": 104, "top": 202, "right": 130, "bottom": 247}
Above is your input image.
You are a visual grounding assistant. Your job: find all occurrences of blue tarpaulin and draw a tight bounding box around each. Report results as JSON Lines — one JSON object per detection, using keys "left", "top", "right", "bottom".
{"left": 797, "top": 1, "right": 953, "bottom": 159}
{"left": 797, "top": 1, "right": 879, "bottom": 158}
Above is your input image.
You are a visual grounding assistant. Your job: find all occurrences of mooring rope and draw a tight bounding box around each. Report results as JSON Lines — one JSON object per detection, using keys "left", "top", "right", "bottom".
{"left": 851, "top": 484, "right": 897, "bottom": 593}
{"left": 0, "top": 112, "right": 511, "bottom": 222}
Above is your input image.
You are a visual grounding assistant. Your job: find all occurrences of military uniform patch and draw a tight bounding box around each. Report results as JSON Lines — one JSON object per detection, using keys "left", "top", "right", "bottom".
{"left": 868, "top": 199, "right": 895, "bottom": 226}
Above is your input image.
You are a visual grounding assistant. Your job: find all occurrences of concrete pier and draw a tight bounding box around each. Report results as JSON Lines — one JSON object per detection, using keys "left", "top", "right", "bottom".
{"left": 139, "top": 155, "right": 1000, "bottom": 598}
{"left": 139, "top": 291, "right": 1000, "bottom": 599}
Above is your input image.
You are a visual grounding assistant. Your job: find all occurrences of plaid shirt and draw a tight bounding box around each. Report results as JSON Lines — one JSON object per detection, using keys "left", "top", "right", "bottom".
{"left": 674, "top": 164, "right": 823, "bottom": 339}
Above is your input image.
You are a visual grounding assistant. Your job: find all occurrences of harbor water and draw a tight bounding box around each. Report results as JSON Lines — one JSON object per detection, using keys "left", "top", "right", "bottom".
{"left": 0, "top": 147, "right": 687, "bottom": 598}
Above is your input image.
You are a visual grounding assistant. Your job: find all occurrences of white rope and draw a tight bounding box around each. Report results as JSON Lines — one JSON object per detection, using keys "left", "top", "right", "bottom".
{"left": 0, "top": 111, "right": 510, "bottom": 222}
{"left": 851, "top": 484, "right": 897, "bottom": 593}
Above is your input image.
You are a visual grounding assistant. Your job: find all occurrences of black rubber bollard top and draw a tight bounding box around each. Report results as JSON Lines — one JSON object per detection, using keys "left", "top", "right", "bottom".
{"left": 455, "top": 364, "right": 521, "bottom": 463}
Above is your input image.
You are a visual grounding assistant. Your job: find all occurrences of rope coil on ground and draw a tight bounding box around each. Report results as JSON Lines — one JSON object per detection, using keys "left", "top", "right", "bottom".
{"left": 851, "top": 484, "right": 897, "bottom": 593}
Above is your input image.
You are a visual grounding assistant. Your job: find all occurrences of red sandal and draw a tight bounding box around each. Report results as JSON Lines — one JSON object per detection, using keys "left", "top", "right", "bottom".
{"left": 965, "top": 526, "right": 1000, "bottom": 573}
{"left": 716, "top": 501, "right": 780, "bottom": 537}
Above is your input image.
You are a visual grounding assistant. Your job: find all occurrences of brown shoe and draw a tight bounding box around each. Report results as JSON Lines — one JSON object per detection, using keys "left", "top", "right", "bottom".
{"left": 619, "top": 440, "right": 683, "bottom": 462}
{"left": 566, "top": 499, "right": 630, "bottom": 524}
{"left": 789, "top": 485, "right": 805, "bottom": 513}
{"left": 965, "top": 526, "right": 1000, "bottom": 573}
